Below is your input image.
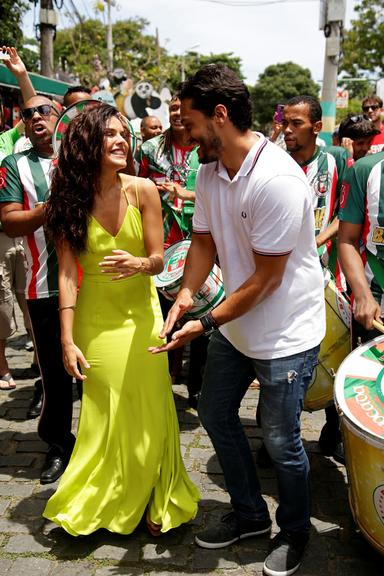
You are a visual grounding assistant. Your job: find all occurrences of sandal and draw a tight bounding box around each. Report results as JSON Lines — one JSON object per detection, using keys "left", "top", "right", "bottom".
{"left": 0, "top": 373, "right": 16, "bottom": 391}
{"left": 146, "top": 512, "right": 162, "bottom": 537}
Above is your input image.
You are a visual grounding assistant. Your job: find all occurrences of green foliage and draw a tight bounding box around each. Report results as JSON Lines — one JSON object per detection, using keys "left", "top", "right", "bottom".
{"left": 54, "top": 17, "right": 244, "bottom": 90}
{"left": 0, "top": 0, "right": 29, "bottom": 47}
{"left": 55, "top": 18, "right": 110, "bottom": 86}
{"left": 341, "top": 0, "right": 384, "bottom": 77}
{"left": 19, "top": 39, "right": 40, "bottom": 74}
{"left": 339, "top": 78, "right": 375, "bottom": 100}
{"left": 335, "top": 99, "right": 362, "bottom": 125}
{"left": 251, "top": 62, "right": 320, "bottom": 129}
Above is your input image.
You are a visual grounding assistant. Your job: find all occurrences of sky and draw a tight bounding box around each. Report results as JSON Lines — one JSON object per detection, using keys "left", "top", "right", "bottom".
{"left": 22, "top": 0, "right": 359, "bottom": 87}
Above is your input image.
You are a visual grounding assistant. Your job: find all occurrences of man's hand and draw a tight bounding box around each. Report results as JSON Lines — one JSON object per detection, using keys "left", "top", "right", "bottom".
{"left": 341, "top": 137, "right": 354, "bottom": 158}
{"left": 158, "top": 289, "right": 195, "bottom": 340}
{"left": 353, "top": 294, "right": 382, "bottom": 330}
{"left": 1, "top": 47, "right": 27, "bottom": 78}
{"left": 149, "top": 319, "right": 203, "bottom": 353}
{"left": 157, "top": 181, "right": 195, "bottom": 202}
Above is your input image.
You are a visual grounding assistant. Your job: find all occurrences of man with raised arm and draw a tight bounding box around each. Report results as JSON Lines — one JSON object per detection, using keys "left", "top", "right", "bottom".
{"left": 0, "top": 90, "right": 77, "bottom": 485}
{"left": 150, "top": 64, "right": 325, "bottom": 576}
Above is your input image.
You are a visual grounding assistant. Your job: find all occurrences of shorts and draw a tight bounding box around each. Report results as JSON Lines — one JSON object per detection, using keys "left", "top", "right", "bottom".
{"left": 0, "top": 233, "right": 28, "bottom": 339}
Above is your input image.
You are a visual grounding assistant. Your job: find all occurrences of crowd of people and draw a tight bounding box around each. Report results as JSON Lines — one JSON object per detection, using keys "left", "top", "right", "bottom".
{"left": 1, "top": 44, "right": 384, "bottom": 576}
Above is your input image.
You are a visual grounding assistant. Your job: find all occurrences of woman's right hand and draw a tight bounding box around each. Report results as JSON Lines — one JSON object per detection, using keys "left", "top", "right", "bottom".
{"left": 62, "top": 342, "right": 90, "bottom": 381}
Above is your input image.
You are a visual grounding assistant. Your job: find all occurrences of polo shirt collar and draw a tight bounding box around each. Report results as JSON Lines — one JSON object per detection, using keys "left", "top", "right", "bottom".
{"left": 216, "top": 132, "right": 266, "bottom": 182}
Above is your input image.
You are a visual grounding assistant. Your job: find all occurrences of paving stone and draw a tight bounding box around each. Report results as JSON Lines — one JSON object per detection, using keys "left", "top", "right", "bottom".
{"left": 190, "top": 547, "right": 240, "bottom": 570}
{"left": 93, "top": 542, "right": 140, "bottom": 561}
{"left": 0, "top": 497, "right": 11, "bottom": 514}
{"left": 0, "top": 560, "right": 14, "bottom": 575}
{"left": 48, "top": 561, "right": 95, "bottom": 575}
{"left": 5, "top": 533, "right": 53, "bottom": 552}
{"left": 95, "top": 568, "right": 144, "bottom": 576}
{"left": 141, "top": 543, "right": 189, "bottom": 566}
{"left": 16, "top": 441, "right": 47, "bottom": 453}
{"left": 7, "top": 557, "right": 53, "bottom": 576}
{"left": 0, "top": 516, "right": 44, "bottom": 533}
{"left": 0, "top": 454, "right": 35, "bottom": 468}
{"left": 0, "top": 482, "right": 34, "bottom": 496}
{"left": 189, "top": 447, "right": 215, "bottom": 459}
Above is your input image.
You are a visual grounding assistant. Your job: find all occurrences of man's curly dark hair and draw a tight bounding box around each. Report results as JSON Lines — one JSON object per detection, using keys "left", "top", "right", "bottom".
{"left": 45, "top": 103, "right": 134, "bottom": 254}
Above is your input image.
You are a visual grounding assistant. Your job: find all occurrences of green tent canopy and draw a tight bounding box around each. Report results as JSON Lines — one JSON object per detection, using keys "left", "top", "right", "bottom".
{"left": 0, "top": 64, "right": 71, "bottom": 97}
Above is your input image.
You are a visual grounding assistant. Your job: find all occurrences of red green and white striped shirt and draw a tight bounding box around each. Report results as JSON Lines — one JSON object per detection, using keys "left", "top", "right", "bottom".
{"left": 299, "top": 146, "right": 340, "bottom": 236}
{"left": 339, "top": 152, "right": 384, "bottom": 307}
{"left": 0, "top": 149, "right": 58, "bottom": 299}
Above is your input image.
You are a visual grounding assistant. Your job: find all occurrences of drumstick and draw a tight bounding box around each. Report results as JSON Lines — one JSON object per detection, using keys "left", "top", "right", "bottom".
{"left": 373, "top": 319, "right": 384, "bottom": 333}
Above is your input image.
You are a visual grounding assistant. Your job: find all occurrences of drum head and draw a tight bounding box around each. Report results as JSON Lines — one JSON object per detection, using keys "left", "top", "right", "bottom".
{"left": 52, "top": 99, "right": 136, "bottom": 156}
{"left": 335, "top": 334, "right": 384, "bottom": 440}
{"left": 154, "top": 240, "right": 191, "bottom": 288}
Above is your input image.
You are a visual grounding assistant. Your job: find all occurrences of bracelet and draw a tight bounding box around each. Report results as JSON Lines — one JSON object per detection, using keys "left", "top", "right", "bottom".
{"left": 200, "top": 311, "right": 219, "bottom": 337}
{"left": 138, "top": 257, "right": 145, "bottom": 272}
{"left": 58, "top": 305, "right": 76, "bottom": 312}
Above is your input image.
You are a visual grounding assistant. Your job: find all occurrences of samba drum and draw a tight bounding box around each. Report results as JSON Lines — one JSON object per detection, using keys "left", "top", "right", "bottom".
{"left": 52, "top": 99, "right": 137, "bottom": 156}
{"left": 304, "top": 269, "right": 351, "bottom": 411}
{"left": 154, "top": 239, "right": 225, "bottom": 319}
{"left": 335, "top": 335, "right": 384, "bottom": 554}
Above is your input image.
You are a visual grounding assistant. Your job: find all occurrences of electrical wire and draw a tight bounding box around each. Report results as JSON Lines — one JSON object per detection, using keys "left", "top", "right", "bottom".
{"left": 196, "top": 0, "right": 315, "bottom": 5}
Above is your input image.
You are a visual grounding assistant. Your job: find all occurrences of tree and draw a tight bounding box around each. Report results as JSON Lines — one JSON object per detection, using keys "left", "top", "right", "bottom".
{"left": 341, "top": 0, "right": 384, "bottom": 78}
{"left": 251, "top": 62, "right": 319, "bottom": 129}
{"left": 0, "top": 0, "right": 28, "bottom": 47}
{"left": 54, "top": 17, "right": 244, "bottom": 91}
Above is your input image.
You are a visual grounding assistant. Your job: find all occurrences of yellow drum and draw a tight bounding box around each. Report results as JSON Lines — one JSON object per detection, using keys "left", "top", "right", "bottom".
{"left": 335, "top": 335, "right": 384, "bottom": 555}
{"left": 304, "top": 269, "right": 351, "bottom": 411}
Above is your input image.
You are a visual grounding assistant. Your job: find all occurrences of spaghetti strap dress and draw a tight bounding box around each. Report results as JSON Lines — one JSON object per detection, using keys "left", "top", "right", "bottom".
{"left": 43, "top": 177, "right": 200, "bottom": 536}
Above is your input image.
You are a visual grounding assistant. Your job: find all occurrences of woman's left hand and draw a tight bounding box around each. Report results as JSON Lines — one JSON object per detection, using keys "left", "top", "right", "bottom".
{"left": 99, "top": 249, "right": 141, "bottom": 280}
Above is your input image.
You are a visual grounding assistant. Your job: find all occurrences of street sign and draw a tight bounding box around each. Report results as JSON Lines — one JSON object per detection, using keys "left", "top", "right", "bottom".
{"left": 336, "top": 89, "right": 349, "bottom": 108}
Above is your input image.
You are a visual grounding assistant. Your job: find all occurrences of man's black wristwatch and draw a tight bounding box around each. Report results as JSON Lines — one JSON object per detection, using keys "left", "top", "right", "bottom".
{"left": 200, "top": 311, "right": 219, "bottom": 337}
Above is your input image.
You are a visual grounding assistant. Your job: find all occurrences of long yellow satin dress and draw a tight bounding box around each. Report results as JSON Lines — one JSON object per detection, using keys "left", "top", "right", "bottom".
{"left": 43, "top": 182, "right": 200, "bottom": 536}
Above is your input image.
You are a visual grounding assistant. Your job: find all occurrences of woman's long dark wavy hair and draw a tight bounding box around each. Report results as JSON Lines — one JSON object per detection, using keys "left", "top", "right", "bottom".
{"left": 45, "top": 103, "right": 135, "bottom": 254}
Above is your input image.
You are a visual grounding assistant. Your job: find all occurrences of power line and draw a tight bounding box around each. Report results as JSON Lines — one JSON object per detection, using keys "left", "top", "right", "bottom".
{"left": 79, "top": 0, "right": 92, "bottom": 19}
{"left": 196, "top": 0, "right": 316, "bottom": 6}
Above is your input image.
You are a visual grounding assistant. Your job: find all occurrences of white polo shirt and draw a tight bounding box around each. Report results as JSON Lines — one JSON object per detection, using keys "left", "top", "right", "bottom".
{"left": 192, "top": 134, "right": 325, "bottom": 359}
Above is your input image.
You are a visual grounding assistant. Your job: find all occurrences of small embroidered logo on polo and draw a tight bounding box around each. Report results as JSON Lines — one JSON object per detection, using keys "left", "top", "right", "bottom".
{"left": 241, "top": 211, "right": 247, "bottom": 219}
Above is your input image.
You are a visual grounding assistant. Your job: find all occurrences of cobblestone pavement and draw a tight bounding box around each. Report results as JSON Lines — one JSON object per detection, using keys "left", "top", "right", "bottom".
{"left": 1, "top": 324, "right": 384, "bottom": 576}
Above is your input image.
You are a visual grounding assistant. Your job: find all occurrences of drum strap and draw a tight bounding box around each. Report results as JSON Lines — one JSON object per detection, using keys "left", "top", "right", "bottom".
{"left": 366, "top": 249, "right": 384, "bottom": 291}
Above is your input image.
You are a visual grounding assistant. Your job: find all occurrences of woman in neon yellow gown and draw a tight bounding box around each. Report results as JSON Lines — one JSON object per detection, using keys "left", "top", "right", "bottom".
{"left": 43, "top": 103, "right": 199, "bottom": 536}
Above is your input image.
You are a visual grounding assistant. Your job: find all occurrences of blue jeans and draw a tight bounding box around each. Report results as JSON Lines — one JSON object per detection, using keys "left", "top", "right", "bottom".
{"left": 198, "top": 330, "right": 320, "bottom": 534}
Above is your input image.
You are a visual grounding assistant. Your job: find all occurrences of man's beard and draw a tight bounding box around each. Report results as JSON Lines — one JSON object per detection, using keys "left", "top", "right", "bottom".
{"left": 198, "top": 130, "right": 223, "bottom": 164}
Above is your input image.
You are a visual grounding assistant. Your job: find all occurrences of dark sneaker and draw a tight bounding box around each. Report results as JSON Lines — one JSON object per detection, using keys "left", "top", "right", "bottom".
{"left": 195, "top": 511, "right": 271, "bottom": 549}
{"left": 263, "top": 531, "right": 308, "bottom": 576}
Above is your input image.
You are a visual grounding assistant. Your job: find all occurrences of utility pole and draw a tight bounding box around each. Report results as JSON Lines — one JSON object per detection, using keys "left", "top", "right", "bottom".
{"left": 319, "top": 0, "right": 346, "bottom": 144}
{"left": 106, "top": 0, "right": 113, "bottom": 75}
{"left": 39, "top": 0, "right": 57, "bottom": 78}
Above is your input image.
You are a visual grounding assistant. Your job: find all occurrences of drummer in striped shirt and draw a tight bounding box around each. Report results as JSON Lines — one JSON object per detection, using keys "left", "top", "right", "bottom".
{"left": 0, "top": 95, "right": 76, "bottom": 485}
{"left": 281, "top": 95, "right": 350, "bottom": 463}
{"left": 338, "top": 151, "right": 384, "bottom": 345}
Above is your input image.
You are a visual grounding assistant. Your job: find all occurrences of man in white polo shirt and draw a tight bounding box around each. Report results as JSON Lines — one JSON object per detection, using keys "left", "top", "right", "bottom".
{"left": 150, "top": 64, "right": 325, "bottom": 576}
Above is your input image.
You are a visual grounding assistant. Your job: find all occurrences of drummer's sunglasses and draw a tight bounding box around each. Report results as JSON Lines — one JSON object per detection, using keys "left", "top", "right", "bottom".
{"left": 21, "top": 104, "right": 59, "bottom": 122}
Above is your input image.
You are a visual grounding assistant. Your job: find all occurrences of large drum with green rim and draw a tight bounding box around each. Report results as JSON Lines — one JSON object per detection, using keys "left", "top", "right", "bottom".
{"left": 154, "top": 239, "right": 225, "bottom": 319}
{"left": 335, "top": 335, "right": 384, "bottom": 554}
{"left": 52, "top": 99, "right": 136, "bottom": 156}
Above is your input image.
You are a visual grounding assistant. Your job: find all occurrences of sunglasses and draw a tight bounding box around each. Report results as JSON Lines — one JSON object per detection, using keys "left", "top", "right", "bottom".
{"left": 362, "top": 104, "right": 380, "bottom": 112}
{"left": 21, "top": 104, "right": 59, "bottom": 122}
